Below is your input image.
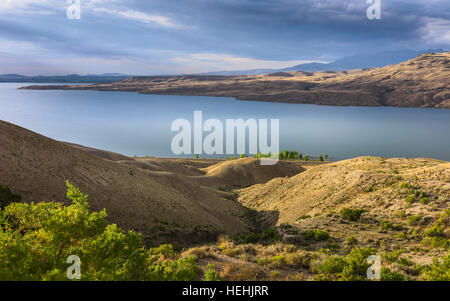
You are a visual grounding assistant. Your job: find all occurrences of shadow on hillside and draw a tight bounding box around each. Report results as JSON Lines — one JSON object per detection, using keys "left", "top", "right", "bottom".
{"left": 144, "top": 208, "right": 280, "bottom": 247}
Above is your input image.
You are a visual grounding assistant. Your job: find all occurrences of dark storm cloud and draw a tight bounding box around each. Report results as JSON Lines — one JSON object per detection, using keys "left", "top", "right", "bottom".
{"left": 0, "top": 0, "right": 448, "bottom": 74}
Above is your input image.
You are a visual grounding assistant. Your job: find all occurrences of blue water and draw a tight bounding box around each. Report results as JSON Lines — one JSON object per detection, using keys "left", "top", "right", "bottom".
{"left": 1, "top": 83, "right": 449, "bottom": 161}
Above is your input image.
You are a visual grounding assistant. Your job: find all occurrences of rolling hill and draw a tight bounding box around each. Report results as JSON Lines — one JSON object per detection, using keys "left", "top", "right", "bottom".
{"left": 0, "top": 121, "right": 303, "bottom": 245}
{"left": 21, "top": 52, "right": 450, "bottom": 108}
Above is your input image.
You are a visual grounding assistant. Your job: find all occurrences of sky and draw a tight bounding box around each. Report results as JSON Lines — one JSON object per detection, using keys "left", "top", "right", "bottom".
{"left": 0, "top": 0, "right": 449, "bottom": 75}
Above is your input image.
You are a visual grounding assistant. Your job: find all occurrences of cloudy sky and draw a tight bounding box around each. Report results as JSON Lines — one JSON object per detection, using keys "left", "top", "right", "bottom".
{"left": 0, "top": 0, "right": 448, "bottom": 75}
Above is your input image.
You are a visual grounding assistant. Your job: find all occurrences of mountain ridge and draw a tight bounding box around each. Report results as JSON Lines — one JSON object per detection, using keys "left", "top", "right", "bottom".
{"left": 21, "top": 52, "right": 450, "bottom": 109}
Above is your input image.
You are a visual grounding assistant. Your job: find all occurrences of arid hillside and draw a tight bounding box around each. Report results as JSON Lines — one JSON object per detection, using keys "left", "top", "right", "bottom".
{"left": 181, "top": 157, "right": 449, "bottom": 281}
{"left": 0, "top": 121, "right": 303, "bottom": 245}
{"left": 21, "top": 52, "right": 450, "bottom": 108}
{"left": 239, "top": 157, "right": 449, "bottom": 224}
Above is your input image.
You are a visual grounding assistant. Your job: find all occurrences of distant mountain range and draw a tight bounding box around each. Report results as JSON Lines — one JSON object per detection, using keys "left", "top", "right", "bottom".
{"left": 1, "top": 49, "right": 446, "bottom": 82}
{"left": 195, "top": 49, "right": 447, "bottom": 75}
{"left": 0, "top": 73, "right": 130, "bottom": 83}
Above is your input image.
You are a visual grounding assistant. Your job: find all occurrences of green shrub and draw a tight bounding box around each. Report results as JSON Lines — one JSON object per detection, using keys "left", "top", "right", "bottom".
{"left": 340, "top": 208, "right": 365, "bottom": 222}
{"left": 381, "top": 268, "right": 409, "bottom": 281}
{"left": 148, "top": 244, "right": 175, "bottom": 258}
{"left": 399, "top": 182, "right": 413, "bottom": 189}
{"left": 315, "top": 248, "right": 377, "bottom": 281}
{"left": 304, "top": 229, "right": 329, "bottom": 241}
{"left": 203, "top": 263, "right": 220, "bottom": 281}
{"left": 420, "top": 197, "right": 430, "bottom": 204}
{"left": 269, "top": 255, "right": 286, "bottom": 267}
{"left": 234, "top": 228, "right": 281, "bottom": 245}
{"left": 404, "top": 195, "right": 415, "bottom": 206}
{"left": 0, "top": 182, "right": 199, "bottom": 281}
{"left": 396, "top": 232, "right": 408, "bottom": 240}
{"left": 345, "top": 236, "right": 358, "bottom": 245}
{"left": 317, "top": 256, "right": 346, "bottom": 275}
{"left": 424, "top": 223, "right": 445, "bottom": 238}
{"left": 407, "top": 215, "right": 422, "bottom": 226}
{"left": 380, "top": 220, "right": 402, "bottom": 231}
{"left": 421, "top": 237, "right": 449, "bottom": 248}
{"left": 423, "top": 254, "right": 450, "bottom": 281}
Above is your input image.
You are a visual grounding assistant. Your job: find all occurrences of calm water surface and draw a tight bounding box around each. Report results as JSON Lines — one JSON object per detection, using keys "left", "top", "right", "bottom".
{"left": 1, "top": 83, "right": 449, "bottom": 161}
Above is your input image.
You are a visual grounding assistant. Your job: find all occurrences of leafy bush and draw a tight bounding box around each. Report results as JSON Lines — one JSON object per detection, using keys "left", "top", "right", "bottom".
{"left": 234, "top": 228, "right": 281, "bottom": 245}
{"left": 421, "top": 214, "right": 449, "bottom": 248}
{"left": 345, "top": 236, "right": 358, "bottom": 245}
{"left": 340, "top": 208, "right": 365, "bottom": 222}
{"left": 315, "top": 248, "right": 377, "bottom": 281}
{"left": 0, "top": 182, "right": 199, "bottom": 281}
{"left": 203, "top": 263, "right": 220, "bottom": 281}
{"left": 380, "top": 220, "right": 402, "bottom": 231}
{"left": 399, "top": 182, "right": 413, "bottom": 189}
{"left": 404, "top": 195, "right": 415, "bottom": 206}
{"left": 407, "top": 215, "right": 422, "bottom": 226}
{"left": 269, "top": 255, "right": 286, "bottom": 267}
{"left": 420, "top": 197, "right": 430, "bottom": 205}
{"left": 304, "top": 229, "right": 329, "bottom": 241}
{"left": 381, "top": 268, "right": 409, "bottom": 281}
{"left": 0, "top": 185, "right": 21, "bottom": 209}
{"left": 423, "top": 254, "right": 450, "bottom": 281}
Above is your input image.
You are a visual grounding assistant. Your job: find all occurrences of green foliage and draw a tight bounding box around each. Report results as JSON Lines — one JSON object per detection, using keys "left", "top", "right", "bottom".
{"left": 407, "top": 215, "right": 422, "bottom": 226}
{"left": 203, "top": 263, "right": 221, "bottom": 281}
{"left": 194, "top": 154, "right": 199, "bottom": 159}
{"left": 318, "top": 156, "right": 324, "bottom": 162}
{"left": 0, "top": 183, "right": 199, "bottom": 281}
{"left": 315, "top": 248, "right": 377, "bottom": 281}
{"left": 0, "top": 185, "right": 21, "bottom": 209}
{"left": 304, "top": 229, "right": 329, "bottom": 241}
{"left": 345, "top": 236, "right": 358, "bottom": 245}
{"left": 423, "top": 254, "right": 450, "bottom": 281}
{"left": 380, "top": 268, "right": 409, "bottom": 281}
{"left": 399, "top": 182, "right": 413, "bottom": 189}
{"left": 421, "top": 211, "right": 449, "bottom": 248}
{"left": 340, "top": 208, "right": 365, "bottom": 222}
{"left": 233, "top": 228, "right": 281, "bottom": 245}
{"left": 404, "top": 195, "right": 415, "bottom": 206}
{"left": 380, "top": 220, "right": 402, "bottom": 231}
{"left": 420, "top": 197, "right": 430, "bottom": 204}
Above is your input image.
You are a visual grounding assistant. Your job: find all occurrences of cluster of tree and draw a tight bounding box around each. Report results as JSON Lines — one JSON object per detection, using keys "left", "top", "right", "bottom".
{"left": 248, "top": 151, "right": 329, "bottom": 161}
{"left": 0, "top": 183, "right": 199, "bottom": 281}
